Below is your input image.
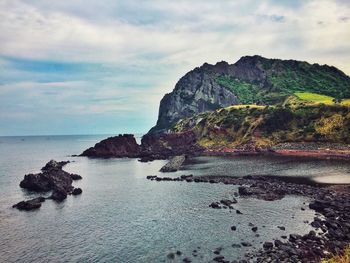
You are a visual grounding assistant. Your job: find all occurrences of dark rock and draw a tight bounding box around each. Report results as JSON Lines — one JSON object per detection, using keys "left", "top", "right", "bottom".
{"left": 231, "top": 226, "right": 237, "bottom": 231}
{"left": 236, "top": 209, "right": 243, "bottom": 214}
{"left": 138, "top": 156, "right": 154, "bottom": 162}
{"left": 41, "top": 160, "right": 69, "bottom": 171}
{"left": 213, "top": 256, "right": 225, "bottom": 262}
{"left": 72, "top": 188, "right": 82, "bottom": 195}
{"left": 220, "top": 198, "right": 237, "bottom": 206}
{"left": 278, "top": 226, "right": 286, "bottom": 231}
{"left": 183, "top": 258, "right": 191, "bottom": 263}
{"left": 176, "top": 251, "right": 182, "bottom": 256}
{"left": 12, "top": 197, "right": 45, "bottom": 211}
{"left": 167, "top": 253, "right": 175, "bottom": 259}
{"left": 263, "top": 242, "right": 273, "bottom": 250}
{"left": 70, "top": 173, "right": 82, "bottom": 180}
{"left": 274, "top": 240, "right": 284, "bottom": 247}
{"left": 141, "top": 132, "right": 203, "bottom": 158}
{"left": 160, "top": 155, "right": 186, "bottom": 172}
{"left": 252, "top": 226, "right": 258, "bottom": 232}
{"left": 50, "top": 187, "right": 67, "bottom": 201}
{"left": 81, "top": 134, "right": 140, "bottom": 158}
{"left": 19, "top": 160, "right": 74, "bottom": 193}
{"left": 241, "top": 242, "right": 252, "bottom": 247}
{"left": 309, "top": 200, "right": 330, "bottom": 212}
{"left": 209, "top": 202, "right": 221, "bottom": 209}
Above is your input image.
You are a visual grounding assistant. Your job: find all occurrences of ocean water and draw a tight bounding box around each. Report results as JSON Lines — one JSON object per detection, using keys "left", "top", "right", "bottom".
{"left": 0, "top": 135, "right": 349, "bottom": 263}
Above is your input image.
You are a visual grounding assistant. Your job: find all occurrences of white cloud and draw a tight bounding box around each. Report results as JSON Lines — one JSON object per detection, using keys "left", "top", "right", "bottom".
{"left": 0, "top": 0, "right": 350, "bottom": 135}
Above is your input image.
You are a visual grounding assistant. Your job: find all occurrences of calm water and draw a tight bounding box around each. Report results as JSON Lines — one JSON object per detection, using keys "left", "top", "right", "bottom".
{"left": 0, "top": 135, "right": 349, "bottom": 263}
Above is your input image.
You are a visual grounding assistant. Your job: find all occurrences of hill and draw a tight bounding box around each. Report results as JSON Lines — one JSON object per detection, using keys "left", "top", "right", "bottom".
{"left": 150, "top": 55, "right": 350, "bottom": 133}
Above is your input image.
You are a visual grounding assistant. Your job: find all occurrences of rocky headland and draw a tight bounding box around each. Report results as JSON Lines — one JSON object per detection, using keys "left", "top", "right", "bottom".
{"left": 13, "top": 160, "right": 82, "bottom": 210}
{"left": 80, "top": 131, "right": 203, "bottom": 160}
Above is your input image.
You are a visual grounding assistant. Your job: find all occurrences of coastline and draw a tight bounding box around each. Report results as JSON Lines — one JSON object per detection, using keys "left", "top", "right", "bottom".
{"left": 201, "top": 142, "right": 350, "bottom": 161}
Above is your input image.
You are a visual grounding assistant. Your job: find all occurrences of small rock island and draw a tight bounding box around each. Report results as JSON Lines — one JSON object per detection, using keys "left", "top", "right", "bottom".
{"left": 13, "top": 160, "right": 83, "bottom": 211}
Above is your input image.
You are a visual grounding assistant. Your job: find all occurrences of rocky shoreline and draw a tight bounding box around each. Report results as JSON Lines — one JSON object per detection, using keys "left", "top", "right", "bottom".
{"left": 146, "top": 174, "right": 350, "bottom": 263}
{"left": 202, "top": 142, "right": 350, "bottom": 160}
{"left": 13, "top": 160, "right": 83, "bottom": 211}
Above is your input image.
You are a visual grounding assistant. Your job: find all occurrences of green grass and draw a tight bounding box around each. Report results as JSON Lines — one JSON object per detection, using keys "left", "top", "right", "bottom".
{"left": 216, "top": 76, "right": 260, "bottom": 104}
{"left": 294, "top": 92, "right": 335, "bottom": 105}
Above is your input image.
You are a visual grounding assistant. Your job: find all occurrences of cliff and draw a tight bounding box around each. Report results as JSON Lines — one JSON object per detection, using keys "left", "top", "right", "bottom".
{"left": 150, "top": 55, "right": 350, "bottom": 133}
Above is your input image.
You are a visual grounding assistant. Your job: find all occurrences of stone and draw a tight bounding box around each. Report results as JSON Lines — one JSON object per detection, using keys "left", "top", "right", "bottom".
{"left": 12, "top": 197, "right": 45, "bottom": 211}
{"left": 72, "top": 188, "right": 82, "bottom": 195}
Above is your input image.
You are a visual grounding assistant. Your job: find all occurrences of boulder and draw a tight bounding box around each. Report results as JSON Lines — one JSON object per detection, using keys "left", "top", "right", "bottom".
{"left": 12, "top": 197, "right": 45, "bottom": 211}
{"left": 160, "top": 155, "right": 186, "bottom": 172}
{"left": 72, "top": 188, "right": 82, "bottom": 195}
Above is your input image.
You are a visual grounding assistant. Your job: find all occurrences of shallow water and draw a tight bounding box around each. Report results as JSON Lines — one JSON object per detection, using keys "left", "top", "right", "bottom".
{"left": 0, "top": 135, "right": 349, "bottom": 262}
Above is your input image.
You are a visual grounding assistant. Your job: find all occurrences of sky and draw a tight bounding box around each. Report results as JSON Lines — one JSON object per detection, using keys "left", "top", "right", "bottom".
{"left": 1, "top": 0, "right": 350, "bottom": 136}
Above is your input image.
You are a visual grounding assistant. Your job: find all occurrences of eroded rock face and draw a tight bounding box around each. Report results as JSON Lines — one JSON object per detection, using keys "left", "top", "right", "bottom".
{"left": 80, "top": 134, "right": 140, "bottom": 158}
{"left": 150, "top": 62, "right": 239, "bottom": 133}
{"left": 141, "top": 131, "right": 203, "bottom": 159}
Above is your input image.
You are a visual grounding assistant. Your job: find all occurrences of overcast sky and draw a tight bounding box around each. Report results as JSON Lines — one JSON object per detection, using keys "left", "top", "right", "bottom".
{"left": 1, "top": 0, "right": 350, "bottom": 136}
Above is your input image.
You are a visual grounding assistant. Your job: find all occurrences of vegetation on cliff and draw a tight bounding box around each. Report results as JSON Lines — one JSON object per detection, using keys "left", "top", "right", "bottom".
{"left": 171, "top": 94, "right": 350, "bottom": 149}
{"left": 150, "top": 55, "right": 350, "bottom": 133}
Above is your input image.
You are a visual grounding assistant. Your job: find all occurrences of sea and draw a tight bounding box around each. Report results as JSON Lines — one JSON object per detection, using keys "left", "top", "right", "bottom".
{"left": 0, "top": 135, "right": 349, "bottom": 263}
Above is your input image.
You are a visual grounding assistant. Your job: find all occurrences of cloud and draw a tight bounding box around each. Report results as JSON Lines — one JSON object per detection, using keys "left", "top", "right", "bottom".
{"left": 0, "top": 0, "right": 350, "bottom": 135}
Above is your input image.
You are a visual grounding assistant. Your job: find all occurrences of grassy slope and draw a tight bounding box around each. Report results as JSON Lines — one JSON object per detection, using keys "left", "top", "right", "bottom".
{"left": 215, "top": 59, "right": 350, "bottom": 105}
{"left": 172, "top": 101, "right": 350, "bottom": 149}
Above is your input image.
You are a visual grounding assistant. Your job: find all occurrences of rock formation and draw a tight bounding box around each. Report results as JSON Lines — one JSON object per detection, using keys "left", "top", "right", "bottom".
{"left": 80, "top": 134, "right": 140, "bottom": 158}
{"left": 13, "top": 160, "right": 83, "bottom": 210}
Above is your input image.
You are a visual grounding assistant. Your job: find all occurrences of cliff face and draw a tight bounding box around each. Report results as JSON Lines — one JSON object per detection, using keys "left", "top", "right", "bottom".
{"left": 150, "top": 55, "right": 350, "bottom": 133}
{"left": 152, "top": 61, "right": 239, "bottom": 133}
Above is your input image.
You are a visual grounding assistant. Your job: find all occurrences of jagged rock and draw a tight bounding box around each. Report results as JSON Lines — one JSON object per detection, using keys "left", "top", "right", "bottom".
{"left": 12, "top": 197, "right": 45, "bottom": 211}
{"left": 160, "top": 155, "right": 186, "bottom": 172}
{"left": 20, "top": 160, "right": 74, "bottom": 192}
{"left": 81, "top": 134, "right": 140, "bottom": 158}
{"left": 15, "top": 160, "right": 83, "bottom": 208}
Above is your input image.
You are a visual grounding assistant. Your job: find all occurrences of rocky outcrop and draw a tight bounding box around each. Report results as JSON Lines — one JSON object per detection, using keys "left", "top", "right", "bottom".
{"left": 80, "top": 134, "right": 140, "bottom": 158}
{"left": 140, "top": 131, "right": 203, "bottom": 159}
{"left": 20, "top": 160, "right": 74, "bottom": 193}
{"left": 149, "top": 55, "right": 350, "bottom": 133}
{"left": 81, "top": 131, "right": 203, "bottom": 159}
{"left": 159, "top": 155, "right": 186, "bottom": 172}
{"left": 13, "top": 160, "right": 83, "bottom": 210}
